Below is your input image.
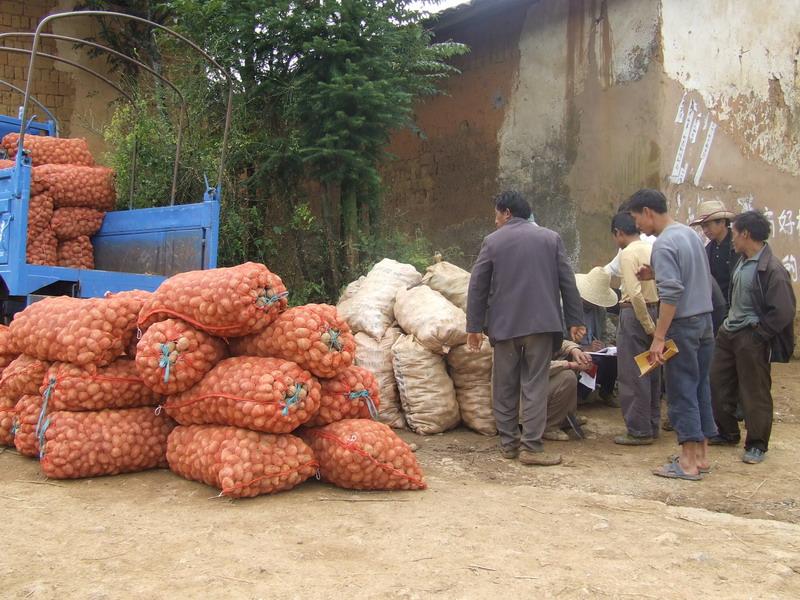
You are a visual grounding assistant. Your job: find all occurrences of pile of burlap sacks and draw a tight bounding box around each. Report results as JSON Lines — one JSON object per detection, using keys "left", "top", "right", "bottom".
{"left": 338, "top": 259, "right": 495, "bottom": 436}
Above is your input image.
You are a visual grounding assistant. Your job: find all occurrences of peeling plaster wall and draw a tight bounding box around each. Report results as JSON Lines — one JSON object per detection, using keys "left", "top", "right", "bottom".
{"left": 661, "top": 0, "right": 800, "bottom": 177}
{"left": 660, "top": 0, "right": 800, "bottom": 285}
{"left": 497, "top": 0, "right": 663, "bottom": 266}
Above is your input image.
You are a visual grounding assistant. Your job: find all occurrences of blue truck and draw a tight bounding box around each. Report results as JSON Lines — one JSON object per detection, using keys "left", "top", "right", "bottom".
{"left": 0, "top": 11, "right": 232, "bottom": 321}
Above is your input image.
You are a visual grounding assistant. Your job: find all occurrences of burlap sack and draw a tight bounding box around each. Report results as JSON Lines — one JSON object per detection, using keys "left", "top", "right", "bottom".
{"left": 446, "top": 341, "right": 496, "bottom": 436}
{"left": 421, "top": 261, "right": 470, "bottom": 311}
{"left": 338, "top": 259, "right": 421, "bottom": 341}
{"left": 354, "top": 327, "right": 405, "bottom": 428}
{"left": 336, "top": 275, "right": 365, "bottom": 317}
{"left": 391, "top": 334, "right": 459, "bottom": 435}
{"left": 394, "top": 285, "right": 467, "bottom": 354}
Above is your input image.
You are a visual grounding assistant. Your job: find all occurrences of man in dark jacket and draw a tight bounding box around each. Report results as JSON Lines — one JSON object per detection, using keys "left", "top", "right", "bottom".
{"left": 709, "top": 211, "right": 796, "bottom": 464}
{"left": 466, "top": 191, "right": 585, "bottom": 466}
{"left": 690, "top": 199, "right": 739, "bottom": 313}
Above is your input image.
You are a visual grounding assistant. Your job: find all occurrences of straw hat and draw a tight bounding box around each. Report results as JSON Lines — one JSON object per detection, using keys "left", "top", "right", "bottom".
{"left": 575, "top": 267, "right": 618, "bottom": 308}
{"left": 690, "top": 199, "right": 735, "bottom": 226}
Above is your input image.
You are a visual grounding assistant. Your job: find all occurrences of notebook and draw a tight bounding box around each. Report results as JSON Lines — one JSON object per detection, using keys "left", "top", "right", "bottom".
{"left": 634, "top": 339, "right": 679, "bottom": 377}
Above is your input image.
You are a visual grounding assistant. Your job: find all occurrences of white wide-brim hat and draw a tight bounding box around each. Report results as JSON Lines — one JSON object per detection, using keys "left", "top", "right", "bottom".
{"left": 690, "top": 199, "right": 736, "bottom": 226}
{"left": 575, "top": 267, "right": 619, "bottom": 308}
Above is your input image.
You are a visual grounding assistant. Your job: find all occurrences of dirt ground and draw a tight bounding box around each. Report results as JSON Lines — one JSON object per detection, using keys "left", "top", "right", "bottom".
{"left": 3, "top": 364, "right": 800, "bottom": 599}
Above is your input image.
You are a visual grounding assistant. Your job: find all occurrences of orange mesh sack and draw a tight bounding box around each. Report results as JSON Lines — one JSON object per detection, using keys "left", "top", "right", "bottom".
{"left": 0, "top": 158, "right": 13, "bottom": 169}
{"left": 164, "top": 357, "right": 321, "bottom": 434}
{"left": 306, "top": 366, "right": 380, "bottom": 427}
{"left": 41, "top": 359, "right": 161, "bottom": 412}
{"left": 28, "top": 194, "right": 54, "bottom": 233}
{"left": 32, "top": 164, "right": 115, "bottom": 210}
{"left": 2, "top": 133, "right": 95, "bottom": 167}
{"left": 26, "top": 227, "right": 58, "bottom": 266}
{"left": 229, "top": 304, "right": 355, "bottom": 378}
{"left": 138, "top": 262, "right": 288, "bottom": 337}
{"left": 57, "top": 236, "right": 94, "bottom": 269}
{"left": 0, "top": 324, "right": 18, "bottom": 372}
{"left": 301, "top": 419, "right": 426, "bottom": 491}
{"left": 135, "top": 318, "right": 228, "bottom": 395}
{"left": 0, "top": 355, "right": 49, "bottom": 400}
{"left": 12, "top": 394, "right": 43, "bottom": 457}
{"left": 167, "top": 425, "right": 318, "bottom": 498}
{"left": 39, "top": 407, "right": 175, "bottom": 479}
{"left": 51, "top": 207, "right": 105, "bottom": 240}
{"left": 10, "top": 295, "right": 142, "bottom": 366}
{"left": 0, "top": 398, "right": 15, "bottom": 446}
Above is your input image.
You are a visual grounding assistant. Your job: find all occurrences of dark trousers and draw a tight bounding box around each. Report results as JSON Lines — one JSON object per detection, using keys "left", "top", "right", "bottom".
{"left": 617, "top": 306, "right": 661, "bottom": 438}
{"left": 578, "top": 357, "right": 617, "bottom": 401}
{"left": 492, "top": 333, "right": 552, "bottom": 451}
{"left": 710, "top": 327, "right": 773, "bottom": 451}
{"left": 664, "top": 314, "right": 717, "bottom": 444}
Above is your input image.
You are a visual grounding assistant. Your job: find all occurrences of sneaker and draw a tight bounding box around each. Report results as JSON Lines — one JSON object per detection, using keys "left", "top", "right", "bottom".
{"left": 613, "top": 434, "right": 654, "bottom": 446}
{"left": 743, "top": 448, "right": 766, "bottom": 464}
{"left": 708, "top": 434, "right": 740, "bottom": 446}
{"left": 500, "top": 445, "right": 519, "bottom": 459}
{"left": 543, "top": 429, "right": 570, "bottom": 442}
{"left": 519, "top": 449, "right": 562, "bottom": 466}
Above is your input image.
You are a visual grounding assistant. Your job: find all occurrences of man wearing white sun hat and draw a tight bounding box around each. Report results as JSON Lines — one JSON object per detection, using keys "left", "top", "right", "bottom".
{"left": 573, "top": 266, "right": 619, "bottom": 405}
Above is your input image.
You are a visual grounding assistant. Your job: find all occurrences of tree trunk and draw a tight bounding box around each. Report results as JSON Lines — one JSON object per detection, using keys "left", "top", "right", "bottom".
{"left": 321, "top": 182, "right": 341, "bottom": 294}
{"left": 341, "top": 180, "right": 359, "bottom": 274}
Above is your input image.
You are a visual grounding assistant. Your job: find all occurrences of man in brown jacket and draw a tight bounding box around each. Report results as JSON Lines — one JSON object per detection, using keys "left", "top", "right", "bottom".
{"left": 467, "top": 191, "right": 584, "bottom": 466}
{"left": 710, "top": 211, "right": 796, "bottom": 464}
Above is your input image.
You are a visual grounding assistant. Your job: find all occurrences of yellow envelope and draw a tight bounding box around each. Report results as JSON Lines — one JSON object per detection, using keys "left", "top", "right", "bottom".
{"left": 635, "top": 339, "right": 679, "bottom": 377}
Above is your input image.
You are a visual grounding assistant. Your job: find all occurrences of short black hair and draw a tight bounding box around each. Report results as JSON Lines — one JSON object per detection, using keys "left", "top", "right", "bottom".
{"left": 611, "top": 211, "right": 639, "bottom": 235}
{"left": 732, "top": 210, "right": 770, "bottom": 242}
{"left": 494, "top": 190, "right": 532, "bottom": 220}
{"left": 626, "top": 189, "right": 668, "bottom": 214}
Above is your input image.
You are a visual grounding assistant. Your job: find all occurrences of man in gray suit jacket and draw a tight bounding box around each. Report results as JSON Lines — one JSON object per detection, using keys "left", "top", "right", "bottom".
{"left": 467, "top": 191, "right": 585, "bottom": 466}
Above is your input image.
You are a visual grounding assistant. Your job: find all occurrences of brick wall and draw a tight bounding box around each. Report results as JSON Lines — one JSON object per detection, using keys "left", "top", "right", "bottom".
{"left": 0, "top": 0, "right": 76, "bottom": 135}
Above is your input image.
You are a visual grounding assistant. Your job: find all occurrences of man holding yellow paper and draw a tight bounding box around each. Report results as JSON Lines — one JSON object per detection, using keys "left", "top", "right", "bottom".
{"left": 628, "top": 189, "right": 718, "bottom": 481}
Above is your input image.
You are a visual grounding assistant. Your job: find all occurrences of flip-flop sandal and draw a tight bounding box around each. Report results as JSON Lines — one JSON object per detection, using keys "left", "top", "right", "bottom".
{"left": 653, "top": 458, "right": 703, "bottom": 481}
{"left": 668, "top": 454, "right": 710, "bottom": 473}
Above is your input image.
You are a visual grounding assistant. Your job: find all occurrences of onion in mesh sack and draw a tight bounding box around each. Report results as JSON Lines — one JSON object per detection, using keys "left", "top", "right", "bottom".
{"left": 229, "top": 304, "right": 355, "bottom": 378}
{"left": 135, "top": 318, "right": 228, "bottom": 395}
{"left": 2, "top": 133, "right": 95, "bottom": 167}
{"left": 39, "top": 407, "right": 175, "bottom": 479}
{"left": 138, "top": 262, "right": 288, "bottom": 337}
{"left": 51, "top": 207, "right": 105, "bottom": 240}
{"left": 164, "top": 356, "right": 321, "bottom": 434}
{"left": 10, "top": 294, "right": 142, "bottom": 367}
{"left": 301, "top": 419, "right": 426, "bottom": 491}
{"left": 167, "top": 425, "right": 318, "bottom": 498}
{"left": 305, "top": 366, "right": 380, "bottom": 427}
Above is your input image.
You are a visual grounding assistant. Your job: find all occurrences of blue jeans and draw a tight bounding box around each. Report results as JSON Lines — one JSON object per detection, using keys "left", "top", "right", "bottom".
{"left": 664, "top": 313, "right": 718, "bottom": 444}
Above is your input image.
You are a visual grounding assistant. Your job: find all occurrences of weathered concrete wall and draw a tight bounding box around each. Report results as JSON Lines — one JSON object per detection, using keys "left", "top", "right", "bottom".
{"left": 386, "top": 0, "right": 799, "bottom": 282}
{"left": 659, "top": 0, "right": 800, "bottom": 284}
{"left": 381, "top": 1, "right": 531, "bottom": 266}
{"left": 498, "top": 0, "right": 663, "bottom": 266}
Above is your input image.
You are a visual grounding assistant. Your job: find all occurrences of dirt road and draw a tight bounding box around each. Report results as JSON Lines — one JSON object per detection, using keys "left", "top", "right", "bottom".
{"left": 3, "top": 364, "right": 800, "bottom": 599}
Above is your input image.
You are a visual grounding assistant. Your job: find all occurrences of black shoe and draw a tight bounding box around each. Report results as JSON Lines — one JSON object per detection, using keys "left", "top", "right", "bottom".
{"left": 708, "top": 434, "right": 740, "bottom": 446}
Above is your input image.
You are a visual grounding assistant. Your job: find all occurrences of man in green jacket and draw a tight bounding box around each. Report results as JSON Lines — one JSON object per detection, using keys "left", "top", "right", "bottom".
{"left": 710, "top": 211, "right": 796, "bottom": 464}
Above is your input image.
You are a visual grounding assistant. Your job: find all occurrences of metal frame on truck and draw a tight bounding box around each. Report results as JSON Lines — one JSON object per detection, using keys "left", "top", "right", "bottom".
{"left": 0, "top": 11, "right": 233, "bottom": 320}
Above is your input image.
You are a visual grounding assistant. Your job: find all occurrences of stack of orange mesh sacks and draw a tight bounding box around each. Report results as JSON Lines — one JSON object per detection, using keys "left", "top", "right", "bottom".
{"left": 1, "top": 133, "right": 115, "bottom": 269}
{"left": 135, "top": 261, "right": 426, "bottom": 498}
{"left": 0, "top": 291, "right": 175, "bottom": 479}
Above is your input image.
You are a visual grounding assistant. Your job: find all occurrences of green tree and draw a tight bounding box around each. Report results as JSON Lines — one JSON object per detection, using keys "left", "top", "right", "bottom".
{"left": 84, "top": 0, "right": 467, "bottom": 299}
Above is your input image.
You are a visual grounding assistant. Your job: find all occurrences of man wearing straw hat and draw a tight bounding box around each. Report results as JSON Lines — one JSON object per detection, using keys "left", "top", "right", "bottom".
{"left": 573, "top": 267, "right": 619, "bottom": 405}
{"left": 690, "top": 199, "right": 738, "bottom": 313}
